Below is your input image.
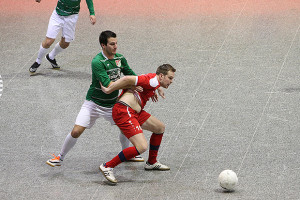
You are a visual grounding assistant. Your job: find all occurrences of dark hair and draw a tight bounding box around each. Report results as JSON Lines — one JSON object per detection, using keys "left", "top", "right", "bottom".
{"left": 156, "top": 64, "right": 176, "bottom": 75}
{"left": 99, "top": 30, "right": 117, "bottom": 46}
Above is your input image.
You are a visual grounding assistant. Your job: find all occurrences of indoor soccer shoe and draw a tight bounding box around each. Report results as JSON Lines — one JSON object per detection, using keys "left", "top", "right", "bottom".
{"left": 46, "top": 54, "right": 60, "bottom": 69}
{"left": 144, "top": 161, "right": 170, "bottom": 171}
{"left": 128, "top": 155, "right": 144, "bottom": 162}
{"left": 99, "top": 163, "right": 117, "bottom": 184}
{"left": 46, "top": 154, "right": 63, "bottom": 167}
{"left": 29, "top": 62, "right": 40, "bottom": 74}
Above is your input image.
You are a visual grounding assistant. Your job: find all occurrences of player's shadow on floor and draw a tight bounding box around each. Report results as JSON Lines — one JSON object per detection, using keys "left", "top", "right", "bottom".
{"left": 30, "top": 68, "right": 91, "bottom": 80}
{"left": 93, "top": 178, "right": 158, "bottom": 186}
{"left": 82, "top": 169, "right": 158, "bottom": 186}
{"left": 282, "top": 87, "right": 300, "bottom": 93}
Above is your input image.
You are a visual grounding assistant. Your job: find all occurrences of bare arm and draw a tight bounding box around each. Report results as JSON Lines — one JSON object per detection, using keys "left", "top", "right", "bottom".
{"left": 101, "top": 76, "right": 137, "bottom": 94}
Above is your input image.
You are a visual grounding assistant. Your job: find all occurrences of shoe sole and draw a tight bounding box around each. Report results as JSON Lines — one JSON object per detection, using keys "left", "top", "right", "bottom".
{"left": 29, "top": 68, "right": 38, "bottom": 75}
{"left": 145, "top": 168, "right": 170, "bottom": 171}
{"left": 127, "top": 159, "right": 145, "bottom": 162}
{"left": 99, "top": 166, "right": 117, "bottom": 184}
{"left": 46, "top": 161, "right": 61, "bottom": 167}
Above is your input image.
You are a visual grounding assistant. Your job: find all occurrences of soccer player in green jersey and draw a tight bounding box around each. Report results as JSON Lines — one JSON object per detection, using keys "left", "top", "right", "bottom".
{"left": 46, "top": 30, "right": 149, "bottom": 167}
{"left": 29, "top": 0, "right": 96, "bottom": 74}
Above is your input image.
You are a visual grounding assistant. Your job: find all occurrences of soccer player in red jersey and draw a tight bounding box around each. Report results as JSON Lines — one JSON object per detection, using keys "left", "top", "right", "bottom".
{"left": 99, "top": 64, "right": 176, "bottom": 184}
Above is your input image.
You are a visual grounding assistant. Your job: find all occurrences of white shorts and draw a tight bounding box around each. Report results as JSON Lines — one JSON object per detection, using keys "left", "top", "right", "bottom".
{"left": 75, "top": 100, "right": 115, "bottom": 129}
{"left": 46, "top": 10, "right": 79, "bottom": 43}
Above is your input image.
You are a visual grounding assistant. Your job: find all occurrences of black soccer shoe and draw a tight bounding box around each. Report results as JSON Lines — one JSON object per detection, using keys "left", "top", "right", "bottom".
{"left": 29, "top": 62, "right": 40, "bottom": 74}
{"left": 46, "top": 54, "right": 60, "bottom": 69}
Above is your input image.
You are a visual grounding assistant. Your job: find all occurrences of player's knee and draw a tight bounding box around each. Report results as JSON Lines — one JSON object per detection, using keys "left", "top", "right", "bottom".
{"left": 156, "top": 122, "right": 165, "bottom": 134}
{"left": 60, "top": 40, "right": 70, "bottom": 49}
{"left": 136, "top": 142, "right": 148, "bottom": 154}
{"left": 43, "top": 38, "right": 54, "bottom": 48}
{"left": 71, "top": 129, "right": 83, "bottom": 138}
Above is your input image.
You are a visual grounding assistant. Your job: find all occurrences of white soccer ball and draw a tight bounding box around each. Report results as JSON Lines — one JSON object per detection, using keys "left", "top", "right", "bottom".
{"left": 218, "top": 170, "right": 238, "bottom": 191}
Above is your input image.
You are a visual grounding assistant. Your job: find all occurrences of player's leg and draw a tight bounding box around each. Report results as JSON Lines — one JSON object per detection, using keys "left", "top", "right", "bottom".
{"left": 101, "top": 102, "right": 144, "bottom": 162}
{"left": 94, "top": 102, "right": 143, "bottom": 162}
{"left": 46, "top": 125, "right": 85, "bottom": 167}
{"left": 100, "top": 133, "right": 147, "bottom": 184}
{"left": 119, "top": 130, "right": 144, "bottom": 162}
{"left": 47, "top": 13, "right": 78, "bottom": 68}
{"left": 46, "top": 37, "right": 69, "bottom": 69}
{"left": 42, "top": 37, "right": 56, "bottom": 49}
{"left": 141, "top": 115, "right": 165, "bottom": 133}
{"left": 102, "top": 119, "right": 146, "bottom": 169}
{"left": 59, "top": 125, "right": 86, "bottom": 158}
{"left": 46, "top": 100, "right": 97, "bottom": 167}
{"left": 105, "top": 133, "right": 147, "bottom": 168}
{"left": 141, "top": 115, "right": 170, "bottom": 171}
{"left": 29, "top": 10, "right": 62, "bottom": 73}
{"left": 99, "top": 103, "right": 146, "bottom": 183}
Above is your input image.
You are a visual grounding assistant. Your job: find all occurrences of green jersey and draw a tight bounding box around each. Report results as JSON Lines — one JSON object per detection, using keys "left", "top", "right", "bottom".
{"left": 86, "top": 52, "right": 137, "bottom": 108}
{"left": 56, "top": 0, "right": 95, "bottom": 16}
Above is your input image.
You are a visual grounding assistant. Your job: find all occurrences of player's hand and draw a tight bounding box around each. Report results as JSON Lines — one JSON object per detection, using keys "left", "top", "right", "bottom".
{"left": 35, "top": 0, "right": 41, "bottom": 3}
{"left": 157, "top": 87, "right": 165, "bottom": 99}
{"left": 100, "top": 82, "right": 110, "bottom": 94}
{"left": 90, "top": 15, "right": 96, "bottom": 25}
{"left": 133, "top": 86, "right": 143, "bottom": 92}
{"left": 151, "top": 93, "right": 159, "bottom": 102}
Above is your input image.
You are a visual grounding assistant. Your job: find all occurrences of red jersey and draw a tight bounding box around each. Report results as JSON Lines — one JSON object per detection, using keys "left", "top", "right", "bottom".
{"left": 135, "top": 73, "right": 160, "bottom": 109}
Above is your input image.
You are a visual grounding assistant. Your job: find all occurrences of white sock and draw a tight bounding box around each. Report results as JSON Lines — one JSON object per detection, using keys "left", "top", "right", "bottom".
{"left": 49, "top": 43, "right": 64, "bottom": 60}
{"left": 36, "top": 44, "right": 48, "bottom": 64}
{"left": 119, "top": 132, "right": 130, "bottom": 150}
{"left": 59, "top": 133, "right": 77, "bottom": 160}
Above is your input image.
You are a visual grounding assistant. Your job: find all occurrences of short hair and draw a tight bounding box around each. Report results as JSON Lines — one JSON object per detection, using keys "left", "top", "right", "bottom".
{"left": 156, "top": 64, "right": 176, "bottom": 75}
{"left": 99, "top": 30, "right": 117, "bottom": 46}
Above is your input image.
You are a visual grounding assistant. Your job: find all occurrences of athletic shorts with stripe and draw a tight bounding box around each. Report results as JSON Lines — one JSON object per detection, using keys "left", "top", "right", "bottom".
{"left": 112, "top": 102, "right": 151, "bottom": 139}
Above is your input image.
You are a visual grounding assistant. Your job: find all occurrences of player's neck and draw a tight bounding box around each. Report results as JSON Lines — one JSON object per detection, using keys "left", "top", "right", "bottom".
{"left": 156, "top": 75, "right": 160, "bottom": 82}
{"left": 102, "top": 51, "right": 115, "bottom": 60}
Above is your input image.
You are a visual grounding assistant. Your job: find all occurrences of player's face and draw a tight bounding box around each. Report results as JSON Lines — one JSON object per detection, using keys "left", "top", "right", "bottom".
{"left": 103, "top": 37, "right": 117, "bottom": 58}
{"left": 160, "top": 71, "right": 175, "bottom": 89}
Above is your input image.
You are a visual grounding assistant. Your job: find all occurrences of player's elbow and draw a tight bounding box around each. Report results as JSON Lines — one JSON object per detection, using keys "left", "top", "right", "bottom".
{"left": 122, "top": 76, "right": 136, "bottom": 87}
{"left": 105, "top": 88, "right": 113, "bottom": 94}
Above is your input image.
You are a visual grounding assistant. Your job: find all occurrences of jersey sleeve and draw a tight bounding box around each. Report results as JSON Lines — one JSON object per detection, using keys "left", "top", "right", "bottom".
{"left": 120, "top": 57, "right": 137, "bottom": 76}
{"left": 136, "top": 74, "right": 159, "bottom": 89}
{"left": 86, "top": 0, "right": 95, "bottom": 15}
{"left": 91, "top": 59, "right": 110, "bottom": 87}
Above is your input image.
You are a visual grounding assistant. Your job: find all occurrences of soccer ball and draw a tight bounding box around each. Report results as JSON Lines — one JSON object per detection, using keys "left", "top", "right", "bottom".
{"left": 218, "top": 170, "right": 238, "bottom": 191}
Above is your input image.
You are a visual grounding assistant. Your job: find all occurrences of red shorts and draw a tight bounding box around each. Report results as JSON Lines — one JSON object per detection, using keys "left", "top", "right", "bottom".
{"left": 112, "top": 102, "right": 151, "bottom": 139}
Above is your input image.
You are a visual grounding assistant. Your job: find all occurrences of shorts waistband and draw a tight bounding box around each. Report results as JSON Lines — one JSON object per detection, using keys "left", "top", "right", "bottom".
{"left": 116, "top": 101, "right": 132, "bottom": 109}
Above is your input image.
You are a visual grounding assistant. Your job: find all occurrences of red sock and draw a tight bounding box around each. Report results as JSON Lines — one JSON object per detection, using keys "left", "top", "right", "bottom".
{"left": 148, "top": 133, "right": 163, "bottom": 165}
{"left": 105, "top": 146, "right": 139, "bottom": 168}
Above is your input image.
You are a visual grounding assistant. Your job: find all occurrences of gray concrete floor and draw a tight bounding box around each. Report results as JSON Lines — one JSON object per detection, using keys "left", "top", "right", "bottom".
{"left": 1, "top": 0, "right": 300, "bottom": 199}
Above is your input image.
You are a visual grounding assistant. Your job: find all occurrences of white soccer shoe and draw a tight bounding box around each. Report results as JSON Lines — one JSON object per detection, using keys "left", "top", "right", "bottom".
{"left": 99, "top": 164, "right": 117, "bottom": 184}
{"left": 144, "top": 161, "right": 170, "bottom": 171}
